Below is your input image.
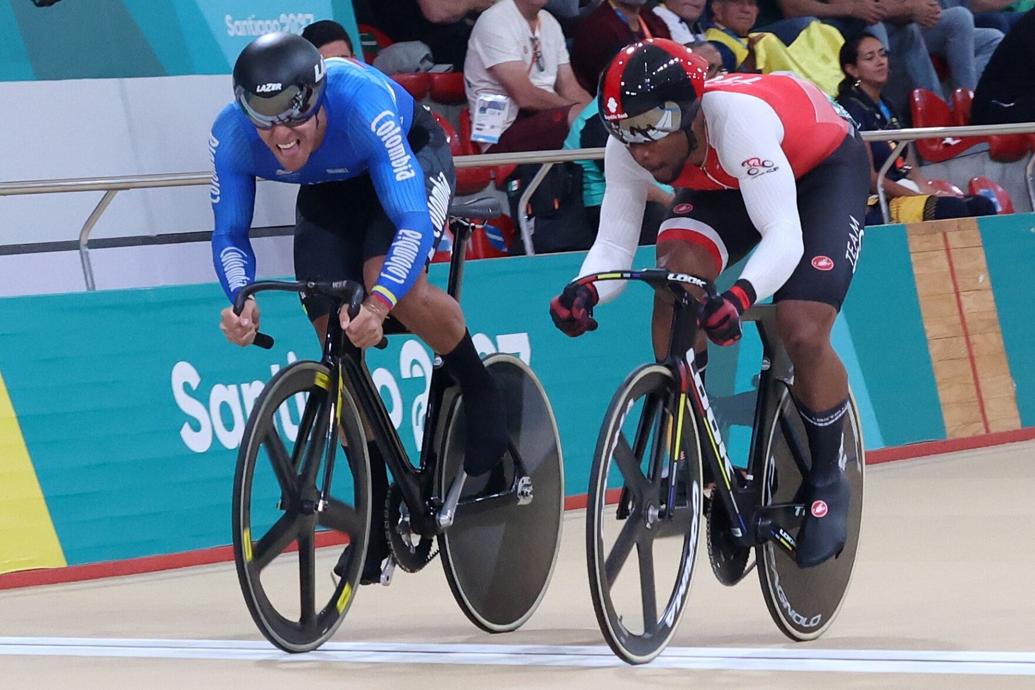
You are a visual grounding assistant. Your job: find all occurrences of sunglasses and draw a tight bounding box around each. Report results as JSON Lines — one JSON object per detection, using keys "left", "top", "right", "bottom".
{"left": 606, "top": 102, "right": 684, "bottom": 144}
{"left": 236, "top": 83, "right": 322, "bottom": 130}
{"left": 530, "top": 35, "right": 545, "bottom": 72}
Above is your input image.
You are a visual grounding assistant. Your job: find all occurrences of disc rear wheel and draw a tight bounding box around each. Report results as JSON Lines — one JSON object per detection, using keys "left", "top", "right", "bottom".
{"left": 437, "top": 354, "right": 564, "bottom": 633}
{"left": 756, "top": 390, "right": 865, "bottom": 640}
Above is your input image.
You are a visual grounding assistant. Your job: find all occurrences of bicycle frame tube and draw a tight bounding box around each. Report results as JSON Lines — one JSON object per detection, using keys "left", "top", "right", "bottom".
{"left": 743, "top": 306, "right": 811, "bottom": 556}
{"left": 744, "top": 305, "right": 794, "bottom": 475}
{"left": 666, "top": 298, "right": 752, "bottom": 540}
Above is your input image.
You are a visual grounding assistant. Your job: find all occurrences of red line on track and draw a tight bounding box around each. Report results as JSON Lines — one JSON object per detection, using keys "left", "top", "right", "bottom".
{"left": 942, "top": 232, "right": 990, "bottom": 434}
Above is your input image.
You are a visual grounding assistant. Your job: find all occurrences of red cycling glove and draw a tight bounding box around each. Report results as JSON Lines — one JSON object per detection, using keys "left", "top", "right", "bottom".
{"left": 701, "top": 280, "right": 755, "bottom": 346}
{"left": 550, "top": 283, "right": 599, "bottom": 337}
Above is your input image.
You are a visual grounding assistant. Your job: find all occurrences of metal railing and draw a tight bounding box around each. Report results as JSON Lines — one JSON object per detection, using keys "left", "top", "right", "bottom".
{"left": 1, "top": 123, "right": 1033, "bottom": 290}
{"left": 867, "top": 122, "right": 1035, "bottom": 222}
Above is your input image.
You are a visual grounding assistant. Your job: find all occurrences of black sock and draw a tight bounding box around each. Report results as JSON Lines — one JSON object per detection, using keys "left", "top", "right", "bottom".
{"left": 367, "top": 441, "right": 388, "bottom": 512}
{"left": 797, "top": 398, "right": 849, "bottom": 485}
{"left": 336, "top": 441, "right": 389, "bottom": 580}
{"left": 442, "top": 331, "right": 508, "bottom": 476}
{"left": 365, "top": 441, "right": 389, "bottom": 564}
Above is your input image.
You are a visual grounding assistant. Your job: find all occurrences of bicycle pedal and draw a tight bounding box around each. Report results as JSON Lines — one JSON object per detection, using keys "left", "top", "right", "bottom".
{"left": 379, "top": 556, "right": 397, "bottom": 586}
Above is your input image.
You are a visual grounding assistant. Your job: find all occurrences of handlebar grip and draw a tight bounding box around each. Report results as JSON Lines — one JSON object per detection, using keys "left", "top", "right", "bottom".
{"left": 232, "top": 290, "right": 254, "bottom": 317}
{"left": 252, "top": 332, "right": 275, "bottom": 350}
{"left": 347, "top": 287, "right": 364, "bottom": 320}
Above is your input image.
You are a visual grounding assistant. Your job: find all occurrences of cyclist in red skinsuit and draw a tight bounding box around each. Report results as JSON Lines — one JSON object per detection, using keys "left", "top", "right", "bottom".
{"left": 550, "top": 39, "right": 870, "bottom": 568}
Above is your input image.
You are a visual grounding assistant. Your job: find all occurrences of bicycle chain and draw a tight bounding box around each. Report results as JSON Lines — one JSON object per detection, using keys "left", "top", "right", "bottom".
{"left": 706, "top": 491, "right": 753, "bottom": 586}
{"left": 384, "top": 483, "right": 438, "bottom": 573}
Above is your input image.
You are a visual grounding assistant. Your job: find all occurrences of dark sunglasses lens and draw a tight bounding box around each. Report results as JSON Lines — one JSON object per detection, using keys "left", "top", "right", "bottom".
{"left": 237, "top": 84, "right": 317, "bottom": 128}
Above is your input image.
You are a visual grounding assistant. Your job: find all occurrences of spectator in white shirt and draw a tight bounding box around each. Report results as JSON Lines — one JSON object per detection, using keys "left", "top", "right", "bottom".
{"left": 653, "top": 0, "right": 709, "bottom": 43}
{"left": 465, "top": 0, "right": 592, "bottom": 152}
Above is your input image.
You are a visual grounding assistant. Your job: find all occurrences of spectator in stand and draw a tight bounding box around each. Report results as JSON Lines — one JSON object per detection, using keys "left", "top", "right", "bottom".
{"left": 949, "top": 0, "right": 1031, "bottom": 33}
{"left": 707, "top": 0, "right": 846, "bottom": 93}
{"left": 751, "top": 1, "right": 941, "bottom": 113}
{"left": 354, "top": 0, "right": 495, "bottom": 69}
{"left": 912, "top": 2, "right": 1002, "bottom": 92}
{"left": 972, "top": 8, "right": 1035, "bottom": 124}
{"left": 836, "top": 33, "right": 997, "bottom": 224}
{"left": 570, "top": 0, "right": 671, "bottom": 91}
{"left": 563, "top": 99, "right": 673, "bottom": 247}
{"left": 545, "top": 0, "right": 604, "bottom": 34}
{"left": 302, "top": 19, "right": 354, "bottom": 59}
{"left": 465, "top": 0, "right": 592, "bottom": 152}
{"left": 652, "top": 0, "right": 709, "bottom": 43}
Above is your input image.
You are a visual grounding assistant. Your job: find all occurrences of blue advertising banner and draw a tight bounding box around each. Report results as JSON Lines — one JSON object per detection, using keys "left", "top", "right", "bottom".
{"left": 0, "top": 242, "right": 945, "bottom": 568}
{"left": 1, "top": 0, "right": 359, "bottom": 80}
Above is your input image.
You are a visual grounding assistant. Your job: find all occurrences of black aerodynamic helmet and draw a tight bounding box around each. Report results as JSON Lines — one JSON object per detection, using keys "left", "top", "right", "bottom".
{"left": 597, "top": 38, "right": 709, "bottom": 144}
{"left": 233, "top": 32, "right": 327, "bottom": 129}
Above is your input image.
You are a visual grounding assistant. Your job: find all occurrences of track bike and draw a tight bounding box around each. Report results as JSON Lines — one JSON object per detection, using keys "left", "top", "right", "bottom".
{"left": 576, "top": 269, "right": 864, "bottom": 664}
{"left": 229, "top": 198, "right": 564, "bottom": 652}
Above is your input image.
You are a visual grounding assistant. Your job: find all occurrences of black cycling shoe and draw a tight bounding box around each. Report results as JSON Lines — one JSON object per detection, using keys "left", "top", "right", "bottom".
{"left": 333, "top": 527, "right": 390, "bottom": 585}
{"left": 795, "top": 472, "right": 851, "bottom": 568}
{"left": 359, "top": 530, "right": 390, "bottom": 585}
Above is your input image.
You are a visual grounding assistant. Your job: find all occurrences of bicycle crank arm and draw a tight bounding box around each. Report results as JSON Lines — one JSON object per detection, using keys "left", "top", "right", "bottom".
{"left": 436, "top": 470, "right": 467, "bottom": 531}
{"left": 757, "top": 516, "right": 798, "bottom": 555}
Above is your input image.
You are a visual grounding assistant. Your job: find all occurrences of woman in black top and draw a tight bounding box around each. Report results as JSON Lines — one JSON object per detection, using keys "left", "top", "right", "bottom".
{"left": 836, "top": 33, "right": 996, "bottom": 225}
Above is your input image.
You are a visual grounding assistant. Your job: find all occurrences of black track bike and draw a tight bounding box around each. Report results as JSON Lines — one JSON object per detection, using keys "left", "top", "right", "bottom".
{"left": 229, "top": 198, "right": 564, "bottom": 652}
{"left": 576, "top": 269, "right": 865, "bottom": 664}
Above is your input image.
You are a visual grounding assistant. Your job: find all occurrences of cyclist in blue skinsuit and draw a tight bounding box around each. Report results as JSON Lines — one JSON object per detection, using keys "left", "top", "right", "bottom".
{"left": 211, "top": 33, "right": 507, "bottom": 583}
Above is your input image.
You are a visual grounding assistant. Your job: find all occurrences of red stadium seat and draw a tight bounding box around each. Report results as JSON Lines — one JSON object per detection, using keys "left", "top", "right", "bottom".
{"left": 431, "top": 111, "right": 491, "bottom": 195}
{"left": 455, "top": 107, "right": 480, "bottom": 155}
{"left": 950, "top": 88, "right": 1030, "bottom": 162}
{"left": 390, "top": 73, "right": 430, "bottom": 100}
{"left": 429, "top": 72, "right": 466, "bottom": 105}
{"left": 910, "top": 89, "right": 981, "bottom": 163}
{"left": 950, "top": 88, "right": 972, "bottom": 126}
{"left": 930, "top": 55, "right": 949, "bottom": 81}
{"left": 928, "top": 178, "right": 965, "bottom": 196}
{"left": 432, "top": 224, "right": 453, "bottom": 263}
{"left": 988, "top": 135, "right": 1031, "bottom": 162}
{"left": 968, "top": 176, "right": 1014, "bottom": 214}
{"left": 467, "top": 214, "right": 514, "bottom": 259}
{"left": 358, "top": 23, "right": 394, "bottom": 64}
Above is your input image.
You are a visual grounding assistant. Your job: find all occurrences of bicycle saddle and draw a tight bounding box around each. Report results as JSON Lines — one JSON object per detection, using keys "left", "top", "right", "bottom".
{"left": 448, "top": 196, "right": 501, "bottom": 220}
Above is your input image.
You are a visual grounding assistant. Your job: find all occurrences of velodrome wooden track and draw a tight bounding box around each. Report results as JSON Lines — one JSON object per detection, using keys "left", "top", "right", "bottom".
{"left": 1, "top": 440, "right": 1033, "bottom": 688}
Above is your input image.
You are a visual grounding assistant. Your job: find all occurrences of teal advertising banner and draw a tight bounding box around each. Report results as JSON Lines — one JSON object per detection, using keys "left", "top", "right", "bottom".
{"left": 1, "top": 0, "right": 360, "bottom": 80}
{"left": 979, "top": 213, "right": 1035, "bottom": 427}
{"left": 0, "top": 239, "right": 949, "bottom": 567}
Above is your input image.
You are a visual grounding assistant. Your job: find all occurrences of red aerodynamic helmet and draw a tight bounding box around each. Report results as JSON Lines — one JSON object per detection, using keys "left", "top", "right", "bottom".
{"left": 597, "top": 38, "right": 709, "bottom": 144}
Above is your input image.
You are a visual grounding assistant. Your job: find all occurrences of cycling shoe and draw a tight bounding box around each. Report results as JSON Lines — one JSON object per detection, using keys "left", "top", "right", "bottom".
{"left": 795, "top": 472, "right": 851, "bottom": 568}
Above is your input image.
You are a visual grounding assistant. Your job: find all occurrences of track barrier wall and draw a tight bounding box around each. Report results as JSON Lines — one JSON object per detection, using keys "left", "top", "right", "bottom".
{"left": 1, "top": 213, "right": 1034, "bottom": 580}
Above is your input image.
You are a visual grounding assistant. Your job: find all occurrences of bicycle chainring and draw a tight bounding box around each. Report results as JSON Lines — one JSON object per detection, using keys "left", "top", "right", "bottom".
{"left": 706, "top": 494, "right": 753, "bottom": 586}
{"left": 385, "top": 483, "right": 436, "bottom": 573}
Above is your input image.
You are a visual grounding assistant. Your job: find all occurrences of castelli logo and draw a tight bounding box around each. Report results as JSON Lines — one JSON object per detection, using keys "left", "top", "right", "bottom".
{"left": 811, "top": 256, "right": 834, "bottom": 271}
{"left": 673, "top": 202, "right": 694, "bottom": 215}
{"left": 607, "top": 96, "right": 619, "bottom": 114}
{"left": 741, "top": 156, "right": 776, "bottom": 176}
{"left": 811, "top": 500, "right": 829, "bottom": 518}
